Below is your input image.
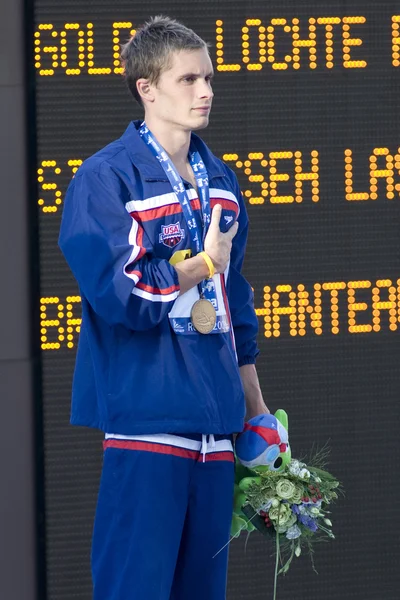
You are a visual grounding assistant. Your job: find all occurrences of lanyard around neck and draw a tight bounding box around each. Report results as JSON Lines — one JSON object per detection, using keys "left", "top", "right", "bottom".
{"left": 139, "top": 122, "right": 211, "bottom": 256}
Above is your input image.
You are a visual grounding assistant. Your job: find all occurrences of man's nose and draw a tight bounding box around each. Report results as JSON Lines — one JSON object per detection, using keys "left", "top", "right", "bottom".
{"left": 198, "top": 79, "right": 214, "bottom": 100}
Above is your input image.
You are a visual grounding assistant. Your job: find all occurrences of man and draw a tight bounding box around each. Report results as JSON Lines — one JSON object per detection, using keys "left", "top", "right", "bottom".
{"left": 59, "top": 15, "right": 269, "bottom": 600}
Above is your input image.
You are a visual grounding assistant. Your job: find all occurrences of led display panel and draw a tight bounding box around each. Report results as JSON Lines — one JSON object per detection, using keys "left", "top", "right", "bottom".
{"left": 34, "top": 1, "right": 400, "bottom": 598}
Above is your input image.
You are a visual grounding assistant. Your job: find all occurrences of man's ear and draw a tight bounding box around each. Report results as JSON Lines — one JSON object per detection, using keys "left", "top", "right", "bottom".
{"left": 136, "top": 79, "right": 155, "bottom": 104}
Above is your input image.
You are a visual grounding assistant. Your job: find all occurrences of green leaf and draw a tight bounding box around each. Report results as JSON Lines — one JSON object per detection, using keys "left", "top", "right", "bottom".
{"left": 241, "top": 504, "right": 276, "bottom": 539}
{"left": 238, "top": 476, "right": 262, "bottom": 492}
{"left": 309, "top": 466, "right": 339, "bottom": 482}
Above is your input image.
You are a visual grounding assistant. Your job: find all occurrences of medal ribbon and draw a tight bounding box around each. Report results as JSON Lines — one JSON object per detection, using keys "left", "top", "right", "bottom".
{"left": 139, "top": 121, "right": 213, "bottom": 299}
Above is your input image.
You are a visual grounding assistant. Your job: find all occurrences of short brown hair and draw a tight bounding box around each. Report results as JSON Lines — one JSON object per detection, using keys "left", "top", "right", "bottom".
{"left": 120, "top": 15, "right": 209, "bottom": 107}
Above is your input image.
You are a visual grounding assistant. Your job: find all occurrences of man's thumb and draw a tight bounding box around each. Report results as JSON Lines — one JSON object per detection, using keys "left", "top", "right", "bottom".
{"left": 209, "top": 204, "right": 222, "bottom": 230}
{"left": 226, "top": 221, "right": 239, "bottom": 240}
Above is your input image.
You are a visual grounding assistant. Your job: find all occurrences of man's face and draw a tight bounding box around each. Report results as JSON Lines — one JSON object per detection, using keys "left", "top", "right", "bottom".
{"left": 147, "top": 48, "right": 214, "bottom": 132}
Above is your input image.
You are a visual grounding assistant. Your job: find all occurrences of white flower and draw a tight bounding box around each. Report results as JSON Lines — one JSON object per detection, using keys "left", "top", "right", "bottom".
{"left": 314, "top": 476, "right": 322, "bottom": 483}
{"left": 291, "top": 485, "right": 303, "bottom": 504}
{"left": 275, "top": 513, "right": 297, "bottom": 532}
{"left": 288, "top": 460, "right": 301, "bottom": 475}
{"left": 309, "top": 507, "right": 320, "bottom": 516}
{"left": 269, "top": 503, "right": 292, "bottom": 525}
{"left": 286, "top": 524, "right": 302, "bottom": 540}
{"left": 324, "top": 518, "right": 332, "bottom": 527}
{"left": 295, "top": 544, "right": 302, "bottom": 557}
{"left": 285, "top": 513, "right": 298, "bottom": 528}
{"left": 276, "top": 479, "right": 296, "bottom": 500}
{"left": 299, "top": 468, "right": 311, "bottom": 480}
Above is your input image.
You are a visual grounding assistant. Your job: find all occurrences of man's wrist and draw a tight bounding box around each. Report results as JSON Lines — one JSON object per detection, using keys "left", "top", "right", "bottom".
{"left": 245, "top": 401, "right": 270, "bottom": 421}
{"left": 198, "top": 251, "right": 215, "bottom": 278}
{"left": 174, "top": 253, "right": 210, "bottom": 294}
{"left": 239, "top": 364, "right": 270, "bottom": 419}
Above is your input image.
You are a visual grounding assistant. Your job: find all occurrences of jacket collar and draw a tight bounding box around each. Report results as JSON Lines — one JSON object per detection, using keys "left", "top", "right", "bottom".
{"left": 120, "top": 120, "right": 226, "bottom": 181}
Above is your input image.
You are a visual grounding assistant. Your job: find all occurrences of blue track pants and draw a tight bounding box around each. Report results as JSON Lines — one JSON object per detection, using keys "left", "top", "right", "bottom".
{"left": 91, "top": 433, "right": 235, "bottom": 600}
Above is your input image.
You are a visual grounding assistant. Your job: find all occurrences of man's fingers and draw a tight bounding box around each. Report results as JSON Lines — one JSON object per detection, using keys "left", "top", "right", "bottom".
{"left": 226, "top": 221, "right": 239, "bottom": 240}
{"left": 208, "top": 204, "right": 222, "bottom": 231}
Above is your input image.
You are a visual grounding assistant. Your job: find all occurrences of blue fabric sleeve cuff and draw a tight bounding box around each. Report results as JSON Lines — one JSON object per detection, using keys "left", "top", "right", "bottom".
{"left": 238, "top": 353, "right": 258, "bottom": 367}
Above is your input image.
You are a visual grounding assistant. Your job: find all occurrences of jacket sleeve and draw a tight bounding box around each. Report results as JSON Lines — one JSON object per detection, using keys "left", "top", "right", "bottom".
{"left": 227, "top": 177, "right": 260, "bottom": 366}
{"left": 58, "top": 165, "right": 180, "bottom": 331}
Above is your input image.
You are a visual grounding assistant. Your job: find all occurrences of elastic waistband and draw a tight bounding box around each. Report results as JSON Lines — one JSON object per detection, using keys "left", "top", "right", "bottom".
{"left": 172, "top": 432, "right": 233, "bottom": 442}
{"left": 103, "top": 432, "right": 234, "bottom": 463}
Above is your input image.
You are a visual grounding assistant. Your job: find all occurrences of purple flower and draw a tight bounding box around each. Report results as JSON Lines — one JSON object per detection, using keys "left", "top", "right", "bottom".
{"left": 298, "top": 514, "right": 318, "bottom": 532}
{"left": 292, "top": 504, "right": 300, "bottom": 515}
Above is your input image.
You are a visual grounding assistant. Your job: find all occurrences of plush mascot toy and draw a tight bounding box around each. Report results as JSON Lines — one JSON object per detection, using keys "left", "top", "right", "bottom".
{"left": 231, "top": 409, "right": 291, "bottom": 536}
{"left": 235, "top": 409, "right": 291, "bottom": 471}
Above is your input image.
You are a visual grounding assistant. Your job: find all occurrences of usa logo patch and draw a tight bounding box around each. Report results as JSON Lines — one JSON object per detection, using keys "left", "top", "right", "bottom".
{"left": 159, "top": 222, "right": 185, "bottom": 248}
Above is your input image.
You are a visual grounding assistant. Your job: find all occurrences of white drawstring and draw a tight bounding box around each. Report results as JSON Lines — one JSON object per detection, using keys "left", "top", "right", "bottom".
{"left": 201, "top": 434, "right": 207, "bottom": 463}
{"left": 201, "top": 434, "right": 216, "bottom": 462}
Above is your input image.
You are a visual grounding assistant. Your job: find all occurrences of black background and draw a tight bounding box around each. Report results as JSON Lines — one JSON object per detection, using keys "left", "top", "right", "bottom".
{"left": 34, "top": 1, "right": 400, "bottom": 598}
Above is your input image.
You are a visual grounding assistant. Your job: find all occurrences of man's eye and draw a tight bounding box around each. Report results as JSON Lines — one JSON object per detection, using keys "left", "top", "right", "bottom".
{"left": 184, "top": 77, "right": 196, "bottom": 83}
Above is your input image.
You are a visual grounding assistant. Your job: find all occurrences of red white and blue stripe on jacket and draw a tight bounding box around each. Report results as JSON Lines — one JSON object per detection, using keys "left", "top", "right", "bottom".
{"left": 124, "top": 186, "right": 239, "bottom": 306}
{"left": 59, "top": 120, "right": 259, "bottom": 436}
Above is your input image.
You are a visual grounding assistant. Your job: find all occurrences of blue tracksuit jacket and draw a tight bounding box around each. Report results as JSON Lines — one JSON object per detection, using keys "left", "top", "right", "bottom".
{"left": 58, "top": 120, "right": 259, "bottom": 435}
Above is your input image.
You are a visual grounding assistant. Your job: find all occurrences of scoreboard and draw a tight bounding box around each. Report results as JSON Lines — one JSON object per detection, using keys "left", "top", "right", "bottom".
{"left": 33, "top": 2, "right": 400, "bottom": 599}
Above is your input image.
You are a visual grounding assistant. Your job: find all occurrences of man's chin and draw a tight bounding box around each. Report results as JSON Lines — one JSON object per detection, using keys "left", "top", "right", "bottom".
{"left": 191, "top": 115, "right": 210, "bottom": 131}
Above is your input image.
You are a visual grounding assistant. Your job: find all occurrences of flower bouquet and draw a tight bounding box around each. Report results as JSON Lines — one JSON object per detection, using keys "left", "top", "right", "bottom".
{"left": 230, "top": 410, "right": 342, "bottom": 600}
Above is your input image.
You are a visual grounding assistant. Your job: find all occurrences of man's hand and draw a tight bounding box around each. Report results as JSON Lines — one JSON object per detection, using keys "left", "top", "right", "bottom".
{"left": 204, "top": 204, "right": 239, "bottom": 273}
{"left": 245, "top": 401, "right": 270, "bottom": 422}
{"left": 174, "top": 204, "right": 238, "bottom": 294}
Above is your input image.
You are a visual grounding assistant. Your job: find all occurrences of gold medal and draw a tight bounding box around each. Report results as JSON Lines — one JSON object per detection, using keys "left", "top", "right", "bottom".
{"left": 191, "top": 299, "right": 217, "bottom": 334}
